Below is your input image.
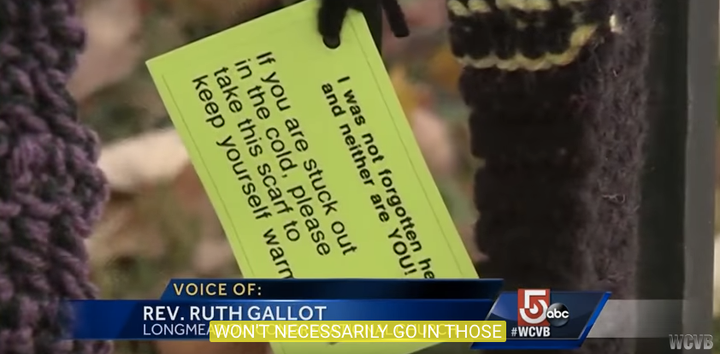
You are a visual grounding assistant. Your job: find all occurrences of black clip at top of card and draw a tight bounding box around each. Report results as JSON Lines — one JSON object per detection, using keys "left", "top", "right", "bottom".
{"left": 317, "top": 0, "right": 409, "bottom": 51}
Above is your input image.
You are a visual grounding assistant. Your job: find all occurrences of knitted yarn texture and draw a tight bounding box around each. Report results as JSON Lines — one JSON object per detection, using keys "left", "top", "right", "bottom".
{"left": 449, "top": 0, "right": 651, "bottom": 353}
{"left": 0, "top": 1, "right": 111, "bottom": 353}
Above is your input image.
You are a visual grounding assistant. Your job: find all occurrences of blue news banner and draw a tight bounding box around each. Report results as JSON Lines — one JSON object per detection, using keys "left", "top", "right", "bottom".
{"left": 65, "top": 279, "right": 609, "bottom": 350}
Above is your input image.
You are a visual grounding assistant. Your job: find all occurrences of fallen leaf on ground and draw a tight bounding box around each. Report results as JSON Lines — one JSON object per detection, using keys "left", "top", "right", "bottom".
{"left": 428, "top": 43, "right": 462, "bottom": 93}
{"left": 193, "top": 237, "right": 236, "bottom": 276}
{"left": 68, "top": 0, "right": 143, "bottom": 101}
{"left": 90, "top": 129, "right": 194, "bottom": 264}
{"left": 87, "top": 191, "right": 167, "bottom": 266}
{"left": 173, "top": 161, "right": 233, "bottom": 276}
{"left": 172, "top": 162, "right": 226, "bottom": 245}
{"left": 410, "top": 108, "right": 456, "bottom": 176}
{"left": 390, "top": 66, "right": 419, "bottom": 120}
{"left": 98, "top": 128, "right": 189, "bottom": 193}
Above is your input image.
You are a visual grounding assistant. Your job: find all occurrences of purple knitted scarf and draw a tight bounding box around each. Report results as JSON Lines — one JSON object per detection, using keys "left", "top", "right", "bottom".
{"left": 0, "top": 0, "right": 111, "bottom": 353}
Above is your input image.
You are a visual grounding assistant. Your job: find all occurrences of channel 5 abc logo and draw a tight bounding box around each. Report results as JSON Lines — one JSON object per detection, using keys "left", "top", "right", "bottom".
{"left": 517, "top": 289, "right": 570, "bottom": 327}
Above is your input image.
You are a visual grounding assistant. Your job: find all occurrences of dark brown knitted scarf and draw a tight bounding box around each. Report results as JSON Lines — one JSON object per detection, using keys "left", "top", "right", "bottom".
{"left": 449, "top": 1, "right": 652, "bottom": 353}
{"left": 319, "top": 1, "right": 653, "bottom": 354}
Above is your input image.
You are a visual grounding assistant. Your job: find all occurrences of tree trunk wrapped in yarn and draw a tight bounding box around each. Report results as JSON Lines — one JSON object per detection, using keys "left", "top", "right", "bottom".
{"left": 0, "top": 0, "right": 111, "bottom": 353}
{"left": 448, "top": 0, "right": 651, "bottom": 353}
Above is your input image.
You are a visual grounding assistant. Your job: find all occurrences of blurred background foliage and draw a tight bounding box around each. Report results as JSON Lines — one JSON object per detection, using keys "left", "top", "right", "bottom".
{"left": 74, "top": 0, "right": 482, "bottom": 353}
{"left": 70, "top": 0, "right": 720, "bottom": 353}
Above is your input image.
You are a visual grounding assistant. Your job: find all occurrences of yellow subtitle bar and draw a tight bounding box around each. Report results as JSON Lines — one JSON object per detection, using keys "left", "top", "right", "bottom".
{"left": 208, "top": 321, "right": 506, "bottom": 343}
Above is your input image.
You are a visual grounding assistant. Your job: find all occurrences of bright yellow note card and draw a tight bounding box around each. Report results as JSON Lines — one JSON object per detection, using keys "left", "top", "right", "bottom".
{"left": 147, "top": 0, "right": 477, "bottom": 353}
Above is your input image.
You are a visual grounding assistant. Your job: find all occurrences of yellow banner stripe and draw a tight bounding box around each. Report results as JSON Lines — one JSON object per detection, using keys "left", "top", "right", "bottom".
{"left": 209, "top": 321, "right": 506, "bottom": 343}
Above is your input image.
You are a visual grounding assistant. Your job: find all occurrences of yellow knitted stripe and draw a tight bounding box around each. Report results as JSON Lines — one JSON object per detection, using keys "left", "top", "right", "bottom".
{"left": 448, "top": 0, "right": 491, "bottom": 16}
{"left": 457, "top": 24, "right": 597, "bottom": 71}
{"left": 448, "top": 0, "right": 592, "bottom": 16}
{"left": 496, "top": 0, "right": 552, "bottom": 12}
